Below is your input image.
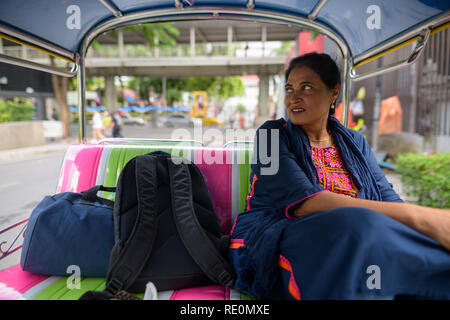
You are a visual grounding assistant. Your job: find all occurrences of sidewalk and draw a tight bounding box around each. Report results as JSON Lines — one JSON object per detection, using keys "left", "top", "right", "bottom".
{"left": 0, "top": 140, "right": 75, "bottom": 164}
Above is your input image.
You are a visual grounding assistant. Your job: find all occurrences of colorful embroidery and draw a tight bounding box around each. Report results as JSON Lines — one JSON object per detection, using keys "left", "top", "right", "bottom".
{"left": 311, "top": 145, "right": 358, "bottom": 197}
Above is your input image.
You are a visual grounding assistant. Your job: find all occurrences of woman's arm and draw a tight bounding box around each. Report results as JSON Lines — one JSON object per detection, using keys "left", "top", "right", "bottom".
{"left": 293, "top": 191, "right": 450, "bottom": 251}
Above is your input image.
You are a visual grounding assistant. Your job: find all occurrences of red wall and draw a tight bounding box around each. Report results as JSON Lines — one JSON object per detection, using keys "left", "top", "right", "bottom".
{"left": 298, "top": 31, "right": 324, "bottom": 55}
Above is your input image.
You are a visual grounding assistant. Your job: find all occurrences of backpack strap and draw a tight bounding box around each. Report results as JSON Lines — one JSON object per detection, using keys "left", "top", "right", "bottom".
{"left": 166, "top": 157, "right": 234, "bottom": 287}
{"left": 80, "top": 155, "right": 158, "bottom": 300}
{"left": 103, "top": 154, "right": 159, "bottom": 295}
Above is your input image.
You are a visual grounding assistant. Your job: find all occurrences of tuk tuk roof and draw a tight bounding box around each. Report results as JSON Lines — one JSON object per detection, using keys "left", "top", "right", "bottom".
{"left": 0, "top": 0, "right": 448, "bottom": 63}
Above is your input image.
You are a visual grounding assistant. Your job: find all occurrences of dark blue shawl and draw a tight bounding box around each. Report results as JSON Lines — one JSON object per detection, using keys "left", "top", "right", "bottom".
{"left": 286, "top": 115, "right": 382, "bottom": 201}
{"left": 230, "top": 116, "right": 412, "bottom": 299}
{"left": 248, "top": 116, "right": 403, "bottom": 213}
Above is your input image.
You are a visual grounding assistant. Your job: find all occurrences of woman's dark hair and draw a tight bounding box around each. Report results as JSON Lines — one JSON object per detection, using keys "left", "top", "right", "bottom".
{"left": 285, "top": 52, "right": 341, "bottom": 115}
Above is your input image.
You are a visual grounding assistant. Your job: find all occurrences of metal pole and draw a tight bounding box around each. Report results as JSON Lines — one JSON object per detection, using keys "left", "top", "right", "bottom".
{"left": 261, "top": 24, "right": 267, "bottom": 57}
{"left": 77, "top": 53, "right": 87, "bottom": 144}
{"left": 118, "top": 29, "right": 125, "bottom": 59}
{"left": 190, "top": 26, "right": 196, "bottom": 57}
{"left": 0, "top": 53, "right": 78, "bottom": 77}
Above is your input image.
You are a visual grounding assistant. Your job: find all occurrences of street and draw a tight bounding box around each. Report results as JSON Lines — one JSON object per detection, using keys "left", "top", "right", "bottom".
{"left": 0, "top": 151, "right": 65, "bottom": 228}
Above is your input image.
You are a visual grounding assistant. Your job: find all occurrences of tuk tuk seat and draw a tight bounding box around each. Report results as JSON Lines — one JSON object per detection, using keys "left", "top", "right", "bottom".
{"left": 0, "top": 141, "right": 254, "bottom": 300}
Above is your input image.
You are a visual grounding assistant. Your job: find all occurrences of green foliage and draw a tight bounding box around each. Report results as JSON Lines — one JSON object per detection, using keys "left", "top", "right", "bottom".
{"left": 395, "top": 152, "right": 450, "bottom": 208}
{"left": 127, "top": 76, "right": 245, "bottom": 105}
{"left": 125, "top": 22, "right": 180, "bottom": 47}
{"left": 91, "top": 22, "right": 180, "bottom": 51}
{"left": 273, "top": 41, "right": 295, "bottom": 56}
{"left": 0, "top": 98, "right": 35, "bottom": 122}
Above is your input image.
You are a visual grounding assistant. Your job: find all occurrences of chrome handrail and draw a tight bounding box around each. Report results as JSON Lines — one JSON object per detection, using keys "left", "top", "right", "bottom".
{"left": 0, "top": 53, "right": 78, "bottom": 77}
{"left": 97, "top": 137, "right": 204, "bottom": 146}
{"left": 76, "top": 7, "right": 352, "bottom": 141}
{"left": 350, "top": 28, "right": 431, "bottom": 81}
{"left": 80, "top": 8, "right": 350, "bottom": 59}
{"left": 0, "top": 22, "right": 75, "bottom": 61}
{"left": 308, "top": 0, "right": 328, "bottom": 21}
{"left": 352, "top": 12, "right": 449, "bottom": 67}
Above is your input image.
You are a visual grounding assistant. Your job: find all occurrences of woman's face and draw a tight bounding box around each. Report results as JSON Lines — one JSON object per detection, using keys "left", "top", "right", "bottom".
{"left": 285, "top": 66, "right": 340, "bottom": 126}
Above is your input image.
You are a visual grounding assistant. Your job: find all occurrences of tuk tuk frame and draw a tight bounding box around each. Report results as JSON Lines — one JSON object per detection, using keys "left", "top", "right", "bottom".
{"left": 0, "top": 0, "right": 448, "bottom": 264}
{"left": 0, "top": 2, "right": 448, "bottom": 141}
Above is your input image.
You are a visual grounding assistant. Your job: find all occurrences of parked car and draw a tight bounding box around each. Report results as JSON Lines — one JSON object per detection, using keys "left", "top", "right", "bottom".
{"left": 163, "top": 114, "right": 202, "bottom": 128}
{"left": 120, "top": 113, "right": 146, "bottom": 126}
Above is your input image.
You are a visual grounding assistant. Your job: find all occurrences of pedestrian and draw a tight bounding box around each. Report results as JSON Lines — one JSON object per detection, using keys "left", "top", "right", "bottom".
{"left": 91, "top": 110, "right": 104, "bottom": 143}
{"left": 103, "top": 111, "right": 113, "bottom": 137}
{"left": 112, "top": 111, "right": 123, "bottom": 138}
{"left": 50, "top": 107, "right": 59, "bottom": 121}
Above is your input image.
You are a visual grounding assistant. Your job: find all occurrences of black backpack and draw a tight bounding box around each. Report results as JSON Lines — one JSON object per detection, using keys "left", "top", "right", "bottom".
{"left": 80, "top": 151, "right": 234, "bottom": 299}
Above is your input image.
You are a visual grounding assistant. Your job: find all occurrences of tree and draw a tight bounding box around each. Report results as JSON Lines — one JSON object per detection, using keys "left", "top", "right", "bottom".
{"left": 49, "top": 56, "right": 70, "bottom": 138}
{"left": 50, "top": 22, "right": 180, "bottom": 137}
{"left": 126, "top": 76, "right": 245, "bottom": 106}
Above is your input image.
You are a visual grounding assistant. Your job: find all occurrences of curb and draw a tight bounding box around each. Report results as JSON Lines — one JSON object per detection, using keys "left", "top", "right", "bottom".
{"left": 0, "top": 142, "right": 73, "bottom": 164}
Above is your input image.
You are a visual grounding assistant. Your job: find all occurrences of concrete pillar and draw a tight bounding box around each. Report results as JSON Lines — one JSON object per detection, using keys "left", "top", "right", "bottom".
{"left": 154, "top": 35, "right": 160, "bottom": 58}
{"left": 227, "top": 26, "right": 233, "bottom": 57}
{"left": 190, "top": 27, "right": 196, "bottom": 57}
{"left": 104, "top": 75, "right": 117, "bottom": 114}
{"left": 255, "top": 74, "right": 270, "bottom": 128}
{"left": 261, "top": 25, "right": 267, "bottom": 57}
{"left": 118, "top": 29, "right": 125, "bottom": 59}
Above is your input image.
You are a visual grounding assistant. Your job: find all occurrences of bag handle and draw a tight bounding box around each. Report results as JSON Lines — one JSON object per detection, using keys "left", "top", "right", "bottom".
{"left": 81, "top": 185, "right": 116, "bottom": 206}
{"left": 166, "top": 157, "right": 234, "bottom": 287}
{"left": 103, "top": 155, "right": 159, "bottom": 295}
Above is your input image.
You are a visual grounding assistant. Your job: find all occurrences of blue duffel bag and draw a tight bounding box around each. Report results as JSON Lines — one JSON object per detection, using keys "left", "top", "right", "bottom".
{"left": 20, "top": 185, "right": 115, "bottom": 277}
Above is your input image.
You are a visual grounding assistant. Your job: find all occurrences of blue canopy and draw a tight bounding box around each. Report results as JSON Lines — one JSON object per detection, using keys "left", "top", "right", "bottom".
{"left": 70, "top": 105, "right": 106, "bottom": 113}
{"left": 0, "top": 0, "right": 448, "bottom": 62}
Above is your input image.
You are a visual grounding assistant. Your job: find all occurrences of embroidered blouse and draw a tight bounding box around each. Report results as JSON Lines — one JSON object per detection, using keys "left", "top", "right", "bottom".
{"left": 310, "top": 144, "right": 359, "bottom": 198}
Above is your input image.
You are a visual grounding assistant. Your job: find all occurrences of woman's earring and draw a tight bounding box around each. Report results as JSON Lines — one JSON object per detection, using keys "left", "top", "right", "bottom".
{"left": 330, "top": 102, "right": 335, "bottom": 110}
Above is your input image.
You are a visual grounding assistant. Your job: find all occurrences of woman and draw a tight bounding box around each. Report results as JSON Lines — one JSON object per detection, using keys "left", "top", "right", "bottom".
{"left": 229, "top": 53, "right": 450, "bottom": 300}
{"left": 91, "top": 109, "right": 105, "bottom": 142}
